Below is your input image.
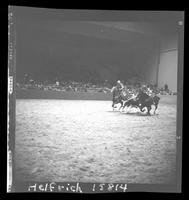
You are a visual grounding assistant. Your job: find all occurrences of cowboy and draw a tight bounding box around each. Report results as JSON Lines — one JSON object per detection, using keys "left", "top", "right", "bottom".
{"left": 116, "top": 80, "right": 124, "bottom": 94}
{"left": 111, "top": 80, "right": 124, "bottom": 107}
{"left": 111, "top": 80, "right": 124, "bottom": 94}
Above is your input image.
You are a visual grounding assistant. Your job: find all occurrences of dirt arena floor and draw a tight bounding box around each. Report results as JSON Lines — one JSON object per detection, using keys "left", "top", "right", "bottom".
{"left": 15, "top": 95, "right": 177, "bottom": 184}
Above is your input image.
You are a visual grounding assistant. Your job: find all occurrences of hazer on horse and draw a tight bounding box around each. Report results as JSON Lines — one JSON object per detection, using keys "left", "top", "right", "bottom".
{"left": 138, "top": 94, "right": 160, "bottom": 115}
{"left": 121, "top": 85, "right": 160, "bottom": 115}
{"left": 136, "top": 86, "right": 160, "bottom": 115}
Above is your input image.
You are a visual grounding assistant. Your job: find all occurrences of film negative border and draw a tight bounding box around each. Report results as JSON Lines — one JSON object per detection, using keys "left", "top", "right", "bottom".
{"left": 7, "top": 5, "right": 16, "bottom": 193}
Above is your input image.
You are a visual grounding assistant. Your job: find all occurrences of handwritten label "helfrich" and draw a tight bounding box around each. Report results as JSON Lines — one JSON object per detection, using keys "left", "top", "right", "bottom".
{"left": 28, "top": 182, "right": 83, "bottom": 193}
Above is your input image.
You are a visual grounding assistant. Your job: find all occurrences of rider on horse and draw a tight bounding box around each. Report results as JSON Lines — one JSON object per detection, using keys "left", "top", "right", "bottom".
{"left": 111, "top": 80, "right": 125, "bottom": 109}
{"left": 111, "top": 80, "right": 124, "bottom": 99}
{"left": 116, "top": 80, "right": 124, "bottom": 94}
{"left": 136, "top": 85, "right": 158, "bottom": 114}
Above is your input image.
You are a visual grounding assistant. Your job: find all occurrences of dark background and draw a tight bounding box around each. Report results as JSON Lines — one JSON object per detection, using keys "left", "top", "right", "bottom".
{"left": 14, "top": 7, "right": 181, "bottom": 90}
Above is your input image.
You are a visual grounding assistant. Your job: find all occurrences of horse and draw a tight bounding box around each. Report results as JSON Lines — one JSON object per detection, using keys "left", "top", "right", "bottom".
{"left": 112, "top": 95, "right": 124, "bottom": 110}
{"left": 138, "top": 93, "right": 160, "bottom": 115}
{"left": 111, "top": 87, "right": 130, "bottom": 110}
{"left": 145, "top": 95, "right": 160, "bottom": 114}
{"left": 119, "top": 88, "right": 140, "bottom": 111}
{"left": 121, "top": 96, "right": 140, "bottom": 111}
{"left": 122, "top": 92, "right": 160, "bottom": 115}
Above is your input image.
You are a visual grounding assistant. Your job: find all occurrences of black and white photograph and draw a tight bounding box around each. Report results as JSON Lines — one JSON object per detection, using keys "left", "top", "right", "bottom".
{"left": 7, "top": 6, "right": 183, "bottom": 193}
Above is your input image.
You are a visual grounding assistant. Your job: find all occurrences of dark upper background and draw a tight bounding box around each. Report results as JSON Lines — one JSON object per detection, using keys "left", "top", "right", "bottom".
{"left": 12, "top": 6, "right": 182, "bottom": 87}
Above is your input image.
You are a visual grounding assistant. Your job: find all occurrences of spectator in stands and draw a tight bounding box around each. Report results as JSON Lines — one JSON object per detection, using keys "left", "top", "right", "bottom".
{"left": 164, "top": 83, "right": 168, "bottom": 92}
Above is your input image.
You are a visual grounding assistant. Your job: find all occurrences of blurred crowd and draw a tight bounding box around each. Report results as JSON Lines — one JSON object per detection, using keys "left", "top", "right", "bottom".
{"left": 16, "top": 75, "right": 176, "bottom": 96}
{"left": 16, "top": 80, "right": 110, "bottom": 93}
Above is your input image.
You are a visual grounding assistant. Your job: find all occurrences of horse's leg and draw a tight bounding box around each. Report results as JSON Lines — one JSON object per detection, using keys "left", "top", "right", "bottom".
{"left": 121, "top": 104, "right": 124, "bottom": 112}
{"left": 154, "top": 104, "right": 158, "bottom": 114}
{"left": 112, "top": 101, "right": 115, "bottom": 110}
{"left": 119, "top": 101, "right": 123, "bottom": 111}
{"left": 122, "top": 103, "right": 127, "bottom": 112}
{"left": 140, "top": 105, "right": 145, "bottom": 112}
{"left": 138, "top": 103, "right": 143, "bottom": 112}
{"left": 147, "top": 106, "right": 151, "bottom": 115}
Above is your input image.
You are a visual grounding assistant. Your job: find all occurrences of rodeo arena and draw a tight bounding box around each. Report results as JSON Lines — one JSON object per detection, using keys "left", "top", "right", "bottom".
{"left": 16, "top": 78, "right": 172, "bottom": 114}
{"left": 11, "top": 7, "right": 181, "bottom": 192}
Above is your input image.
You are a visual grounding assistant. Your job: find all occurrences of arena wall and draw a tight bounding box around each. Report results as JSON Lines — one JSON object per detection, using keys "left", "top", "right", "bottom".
{"left": 158, "top": 34, "right": 178, "bottom": 92}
